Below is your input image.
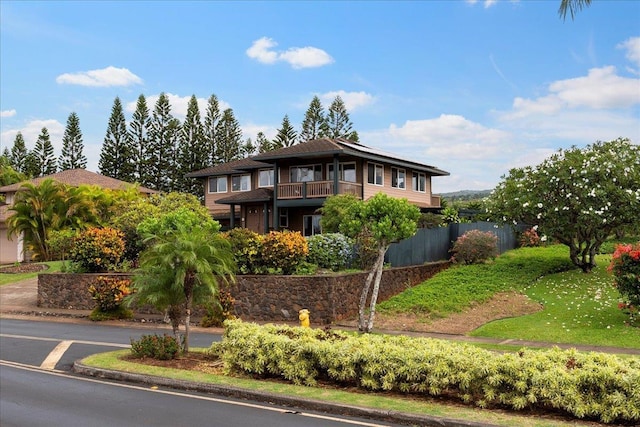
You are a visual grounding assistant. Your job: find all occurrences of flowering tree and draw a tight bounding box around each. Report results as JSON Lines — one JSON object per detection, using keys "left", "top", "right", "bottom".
{"left": 487, "top": 138, "right": 640, "bottom": 273}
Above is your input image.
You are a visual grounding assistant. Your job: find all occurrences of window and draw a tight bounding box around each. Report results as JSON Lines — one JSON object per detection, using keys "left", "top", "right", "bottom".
{"left": 391, "top": 167, "right": 406, "bottom": 189}
{"left": 327, "top": 162, "right": 356, "bottom": 182}
{"left": 303, "top": 215, "right": 322, "bottom": 237}
{"left": 367, "top": 163, "right": 383, "bottom": 186}
{"left": 279, "top": 208, "right": 289, "bottom": 228}
{"left": 412, "top": 172, "right": 426, "bottom": 192}
{"left": 231, "top": 174, "right": 251, "bottom": 192}
{"left": 208, "top": 177, "right": 227, "bottom": 193}
{"left": 290, "top": 165, "right": 322, "bottom": 182}
{"left": 259, "top": 169, "right": 274, "bottom": 187}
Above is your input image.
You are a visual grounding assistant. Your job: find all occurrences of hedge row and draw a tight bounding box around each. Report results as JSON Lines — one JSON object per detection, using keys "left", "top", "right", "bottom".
{"left": 212, "top": 320, "right": 640, "bottom": 424}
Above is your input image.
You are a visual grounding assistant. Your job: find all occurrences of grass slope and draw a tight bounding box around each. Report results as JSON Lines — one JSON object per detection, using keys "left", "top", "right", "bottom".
{"left": 0, "top": 261, "right": 64, "bottom": 286}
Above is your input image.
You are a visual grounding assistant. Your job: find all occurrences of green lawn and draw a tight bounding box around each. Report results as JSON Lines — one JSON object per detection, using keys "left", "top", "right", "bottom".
{"left": 0, "top": 261, "right": 64, "bottom": 286}
{"left": 471, "top": 254, "right": 640, "bottom": 348}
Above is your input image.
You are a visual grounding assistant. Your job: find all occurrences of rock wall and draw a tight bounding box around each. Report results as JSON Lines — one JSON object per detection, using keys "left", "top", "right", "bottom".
{"left": 38, "top": 261, "right": 450, "bottom": 324}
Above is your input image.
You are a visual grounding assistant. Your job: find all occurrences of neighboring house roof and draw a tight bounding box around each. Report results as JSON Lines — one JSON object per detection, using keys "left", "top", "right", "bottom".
{"left": 0, "top": 169, "right": 157, "bottom": 194}
{"left": 252, "top": 138, "right": 450, "bottom": 176}
{"left": 216, "top": 188, "right": 274, "bottom": 205}
{"left": 186, "top": 158, "right": 272, "bottom": 179}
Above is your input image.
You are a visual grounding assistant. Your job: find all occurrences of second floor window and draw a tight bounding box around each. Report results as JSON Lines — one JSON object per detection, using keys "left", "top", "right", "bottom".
{"left": 392, "top": 167, "right": 406, "bottom": 189}
{"left": 232, "top": 174, "right": 251, "bottom": 192}
{"left": 259, "top": 169, "right": 274, "bottom": 187}
{"left": 208, "top": 177, "right": 227, "bottom": 193}
{"left": 327, "top": 162, "right": 356, "bottom": 182}
{"left": 412, "top": 172, "right": 426, "bottom": 192}
{"left": 367, "top": 163, "right": 383, "bottom": 186}
{"left": 290, "top": 165, "right": 322, "bottom": 182}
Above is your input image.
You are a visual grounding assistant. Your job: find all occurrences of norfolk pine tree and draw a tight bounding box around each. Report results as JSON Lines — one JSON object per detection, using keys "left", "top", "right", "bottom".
{"left": 203, "top": 94, "right": 221, "bottom": 165}
{"left": 99, "top": 97, "right": 135, "bottom": 181}
{"left": 326, "top": 96, "right": 358, "bottom": 142}
{"left": 176, "top": 95, "right": 208, "bottom": 196}
{"left": 272, "top": 114, "right": 297, "bottom": 148}
{"left": 299, "top": 95, "right": 327, "bottom": 142}
{"left": 215, "top": 108, "right": 243, "bottom": 163}
{"left": 129, "top": 94, "right": 151, "bottom": 185}
{"left": 148, "top": 93, "right": 180, "bottom": 192}
{"left": 10, "top": 132, "right": 28, "bottom": 175}
{"left": 256, "top": 131, "right": 273, "bottom": 153}
{"left": 59, "top": 112, "right": 87, "bottom": 170}
{"left": 33, "top": 127, "right": 57, "bottom": 176}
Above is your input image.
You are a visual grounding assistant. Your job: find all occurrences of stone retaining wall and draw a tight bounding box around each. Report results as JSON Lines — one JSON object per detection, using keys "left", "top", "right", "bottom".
{"left": 38, "top": 261, "right": 449, "bottom": 324}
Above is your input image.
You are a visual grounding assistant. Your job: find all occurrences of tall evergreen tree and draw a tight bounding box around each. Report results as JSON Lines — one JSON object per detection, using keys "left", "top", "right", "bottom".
{"left": 59, "top": 112, "right": 87, "bottom": 170}
{"left": 32, "top": 127, "right": 57, "bottom": 176}
{"left": 129, "top": 94, "right": 151, "bottom": 184}
{"left": 99, "top": 97, "right": 135, "bottom": 181}
{"left": 23, "top": 151, "right": 40, "bottom": 179}
{"left": 215, "top": 108, "right": 243, "bottom": 163}
{"left": 272, "top": 115, "right": 298, "bottom": 148}
{"left": 203, "top": 94, "right": 221, "bottom": 165}
{"left": 148, "top": 93, "right": 180, "bottom": 192}
{"left": 299, "top": 96, "right": 328, "bottom": 142}
{"left": 326, "top": 96, "right": 358, "bottom": 141}
{"left": 9, "top": 132, "right": 28, "bottom": 174}
{"left": 256, "top": 131, "right": 273, "bottom": 153}
{"left": 176, "top": 95, "right": 207, "bottom": 196}
{"left": 242, "top": 137, "right": 257, "bottom": 158}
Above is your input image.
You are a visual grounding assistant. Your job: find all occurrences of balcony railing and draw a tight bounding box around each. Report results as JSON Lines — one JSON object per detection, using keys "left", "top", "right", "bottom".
{"left": 278, "top": 180, "right": 362, "bottom": 200}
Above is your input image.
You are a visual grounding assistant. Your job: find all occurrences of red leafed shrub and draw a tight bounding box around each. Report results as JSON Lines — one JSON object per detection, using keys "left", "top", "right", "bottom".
{"left": 69, "top": 227, "right": 125, "bottom": 272}
{"left": 609, "top": 243, "right": 640, "bottom": 324}
{"left": 451, "top": 230, "right": 498, "bottom": 265}
{"left": 519, "top": 227, "right": 541, "bottom": 247}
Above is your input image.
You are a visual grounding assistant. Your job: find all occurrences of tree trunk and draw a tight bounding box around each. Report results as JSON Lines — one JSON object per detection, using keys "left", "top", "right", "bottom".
{"left": 365, "top": 247, "right": 388, "bottom": 332}
{"left": 357, "top": 255, "right": 380, "bottom": 331}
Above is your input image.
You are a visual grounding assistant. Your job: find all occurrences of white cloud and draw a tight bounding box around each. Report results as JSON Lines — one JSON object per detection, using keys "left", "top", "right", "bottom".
{"left": 1, "top": 119, "right": 65, "bottom": 153}
{"left": 319, "top": 90, "right": 375, "bottom": 111}
{"left": 617, "top": 36, "right": 640, "bottom": 72}
{"left": 246, "top": 37, "right": 334, "bottom": 69}
{"left": 465, "top": 0, "right": 501, "bottom": 9}
{"left": 1, "top": 109, "right": 17, "bottom": 118}
{"left": 124, "top": 93, "right": 231, "bottom": 119}
{"left": 56, "top": 66, "right": 143, "bottom": 87}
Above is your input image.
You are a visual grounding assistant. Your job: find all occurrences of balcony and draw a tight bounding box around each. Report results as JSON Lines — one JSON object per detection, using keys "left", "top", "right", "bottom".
{"left": 278, "top": 181, "right": 362, "bottom": 200}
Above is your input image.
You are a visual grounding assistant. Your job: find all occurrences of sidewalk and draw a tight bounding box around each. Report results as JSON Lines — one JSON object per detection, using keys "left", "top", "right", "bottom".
{"left": 2, "top": 277, "right": 639, "bottom": 355}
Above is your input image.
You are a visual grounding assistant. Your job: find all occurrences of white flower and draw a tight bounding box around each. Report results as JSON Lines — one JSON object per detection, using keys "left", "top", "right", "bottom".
{"left": 537, "top": 203, "right": 543, "bottom": 208}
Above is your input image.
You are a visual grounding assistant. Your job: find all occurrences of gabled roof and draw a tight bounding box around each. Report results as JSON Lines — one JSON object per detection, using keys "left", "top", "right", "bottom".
{"left": 0, "top": 169, "right": 157, "bottom": 194}
{"left": 216, "top": 188, "right": 274, "bottom": 205}
{"left": 252, "top": 138, "right": 449, "bottom": 176}
{"left": 186, "top": 157, "right": 272, "bottom": 178}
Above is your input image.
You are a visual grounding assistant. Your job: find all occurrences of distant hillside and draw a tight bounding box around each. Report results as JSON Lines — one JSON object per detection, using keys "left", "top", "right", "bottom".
{"left": 439, "top": 189, "right": 492, "bottom": 202}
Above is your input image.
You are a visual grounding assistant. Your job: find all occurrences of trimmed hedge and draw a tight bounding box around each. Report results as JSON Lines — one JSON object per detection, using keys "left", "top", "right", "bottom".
{"left": 213, "top": 320, "right": 640, "bottom": 424}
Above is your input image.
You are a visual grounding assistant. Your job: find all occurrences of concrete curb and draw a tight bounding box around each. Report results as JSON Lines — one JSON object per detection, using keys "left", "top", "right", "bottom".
{"left": 73, "top": 361, "right": 498, "bottom": 427}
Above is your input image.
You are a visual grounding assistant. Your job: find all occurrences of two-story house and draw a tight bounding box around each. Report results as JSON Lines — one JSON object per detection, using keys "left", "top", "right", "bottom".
{"left": 187, "top": 138, "right": 449, "bottom": 236}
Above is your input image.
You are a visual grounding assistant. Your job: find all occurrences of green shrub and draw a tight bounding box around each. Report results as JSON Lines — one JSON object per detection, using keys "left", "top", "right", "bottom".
{"left": 200, "top": 290, "right": 236, "bottom": 328}
{"left": 451, "top": 230, "right": 498, "bottom": 264}
{"left": 215, "top": 320, "right": 640, "bottom": 424}
{"left": 609, "top": 242, "right": 640, "bottom": 324}
{"left": 69, "top": 227, "right": 125, "bottom": 272}
{"left": 47, "top": 229, "right": 78, "bottom": 260}
{"left": 223, "top": 228, "right": 263, "bottom": 274}
{"left": 307, "top": 233, "right": 355, "bottom": 271}
{"left": 261, "top": 230, "right": 308, "bottom": 274}
{"left": 130, "top": 334, "right": 181, "bottom": 360}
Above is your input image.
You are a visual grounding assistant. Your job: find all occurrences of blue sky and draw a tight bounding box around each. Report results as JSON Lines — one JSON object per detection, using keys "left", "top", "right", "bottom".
{"left": 1, "top": 0, "right": 639, "bottom": 193}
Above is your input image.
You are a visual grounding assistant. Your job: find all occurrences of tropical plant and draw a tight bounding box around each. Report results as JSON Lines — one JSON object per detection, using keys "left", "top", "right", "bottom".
{"left": 486, "top": 138, "right": 640, "bottom": 273}
{"left": 223, "top": 227, "right": 263, "bottom": 274}
{"left": 69, "top": 227, "right": 125, "bottom": 273}
{"left": 319, "top": 193, "right": 360, "bottom": 233}
{"left": 339, "top": 193, "right": 420, "bottom": 332}
{"left": 261, "top": 230, "right": 308, "bottom": 275}
{"left": 559, "top": 0, "right": 592, "bottom": 20}
{"left": 129, "top": 222, "right": 235, "bottom": 352}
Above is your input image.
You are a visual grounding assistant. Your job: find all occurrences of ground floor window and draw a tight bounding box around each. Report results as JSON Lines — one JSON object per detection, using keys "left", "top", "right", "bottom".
{"left": 279, "top": 208, "right": 289, "bottom": 228}
{"left": 303, "top": 214, "right": 322, "bottom": 236}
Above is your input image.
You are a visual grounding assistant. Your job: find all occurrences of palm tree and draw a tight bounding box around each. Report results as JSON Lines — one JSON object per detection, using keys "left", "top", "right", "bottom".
{"left": 7, "top": 179, "right": 66, "bottom": 261}
{"left": 129, "top": 225, "right": 235, "bottom": 352}
{"left": 558, "top": 0, "right": 592, "bottom": 20}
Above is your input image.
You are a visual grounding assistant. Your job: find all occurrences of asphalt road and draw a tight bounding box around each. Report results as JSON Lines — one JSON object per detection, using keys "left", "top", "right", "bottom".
{"left": 0, "top": 318, "right": 397, "bottom": 427}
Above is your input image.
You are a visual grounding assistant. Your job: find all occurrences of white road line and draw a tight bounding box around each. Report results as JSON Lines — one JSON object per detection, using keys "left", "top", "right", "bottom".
{"left": 40, "top": 340, "right": 73, "bottom": 370}
{"left": 0, "top": 360, "right": 390, "bottom": 427}
{"left": 0, "top": 333, "right": 129, "bottom": 348}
